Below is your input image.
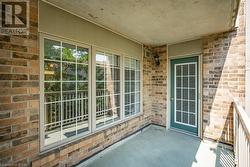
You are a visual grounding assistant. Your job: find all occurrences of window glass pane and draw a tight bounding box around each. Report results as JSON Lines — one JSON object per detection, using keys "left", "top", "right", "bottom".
{"left": 62, "top": 43, "right": 76, "bottom": 62}
{"left": 136, "top": 71, "right": 140, "bottom": 81}
{"left": 96, "top": 82, "right": 105, "bottom": 94}
{"left": 135, "top": 103, "right": 140, "bottom": 113}
{"left": 136, "top": 82, "right": 140, "bottom": 91}
{"left": 131, "top": 93, "right": 135, "bottom": 103}
{"left": 77, "top": 64, "right": 88, "bottom": 81}
{"left": 136, "top": 60, "right": 140, "bottom": 70}
{"left": 189, "top": 113, "right": 195, "bottom": 126}
{"left": 176, "top": 77, "right": 182, "bottom": 87}
{"left": 43, "top": 38, "right": 90, "bottom": 147}
{"left": 125, "top": 81, "right": 130, "bottom": 93}
{"left": 189, "top": 64, "right": 195, "bottom": 75}
{"left": 131, "top": 59, "right": 136, "bottom": 69}
{"left": 44, "top": 39, "right": 61, "bottom": 60}
{"left": 125, "top": 58, "right": 130, "bottom": 68}
{"left": 183, "top": 89, "right": 188, "bottom": 100}
{"left": 182, "top": 112, "right": 188, "bottom": 124}
{"left": 176, "top": 88, "right": 181, "bottom": 99}
{"left": 183, "top": 100, "right": 188, "bottom": 112}
{"left": 189, "top": 101, "right": 195, "bottom": 113}
{"left": 176, "top": 111, "right": 181, "bottom": 122}
{"left": 114, "top": 108, "right": 120, "bottom": 121}
{"left": 45, "top": 83, "right": 61, "bottom": 103}
{"left": 96, "top": 52, "right": 121, "bottom": 128}
{"left": 131, "top": 81, "right": 135, "bottom": 92}
{"left": 96, "top": 52, "right": 106, "bottom": 65}
{"left": 125, "top": 105, "right": 130, "bottom": 117}
{"left": 77, "top": 82, "right": 88, "bottom": 98}
{"left": 176, "top": 100, "right": 181, "bottom": 110}
{"left": 44, "top": 82, "right": 60, "bottom": 93}
{"left": 77, "top": 98, "right": 89, "bottom": 134}
{"left": 44, "top": 102, "right": 61, "bottom": 145}
{"left": 125, "top": 69, "right": 130, "bottom": 80}
{"left": 96, "top": 66, "right": 105, "bottom": 81}
{"left": 189, "top": 77, "right": 195, "bottom": 88}
{"left": 131, "top": 104, "right": 135, "bottom": 114}
{"left": 112, "top": 68, "right": 120, "bottom": 81}
{"left": 124, "top": 58, "right": 141, "bottom": 117}
{"left": 62, "top": 63, "right": 76, "bottom": 80}
{"left": 62, "top": 100, "right": 76, "bottom": 139}
{"left": 62, "top": 82, "right": 76, "bottom": 100}
{"left": 105, "top": 110, "right": 113, "bottom": 124}
{"left": 106, "top": 53, "right": 112, "bottom": 65}
{"left": 136, "top": 92, "right": 140, "bottom": 102}
{"left": 125, "top": 94, "right": 130, "bottom": 105}
{"left": 77, "top": 46, "right": 89, "bottom": 64}
{"left": 176, "top": 65, "right": 181, "bottom": 76}
{"left": 183, "top": 77, "right": 188, "bottom": 88}
{"left": 114, "top": 55, "right": 120, "bottom": 67}
{"left": 44, "top": 61, "right": 60, "bottom": 81}
{"left": 113, "top": 81, "right": 120, "bottom": 94}
{"left": 114, "top": 95, "right": 120, "bottom": 107}
{"left": 131, "top": 70, "right": 135, "bottom": 81}
{"left": 189, "top": 89, "right": 195, "bottom": 100}
{"left": 175, "top": 62, "right": 197, "bottom": 127}
{"left": 183, "top": 65, "right": 188, "bottom": 75}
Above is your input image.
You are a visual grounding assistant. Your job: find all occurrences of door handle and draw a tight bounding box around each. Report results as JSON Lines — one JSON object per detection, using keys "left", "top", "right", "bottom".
{"left": 171, "top": 97, "right": 174, "bottom": 101}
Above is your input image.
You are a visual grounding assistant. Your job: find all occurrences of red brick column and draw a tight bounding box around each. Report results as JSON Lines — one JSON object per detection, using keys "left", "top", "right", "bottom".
{"left": 0, "top": 0, "right": 39, "bottom": 166}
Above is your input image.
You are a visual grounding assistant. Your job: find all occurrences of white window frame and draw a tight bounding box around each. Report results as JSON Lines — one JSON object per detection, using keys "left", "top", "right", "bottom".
{"left": 174, "top": 62, "right": 197, "bottom": 128}
{"left": 39, "top": 33, "right": 143, "bottom": 152}
{"left": 123, "top": 56, "right": 142, "bottom": 118}
{"left": 92, "top": 47, "right": 124, "bottom": 131}
{"left": 40, "top": 33, "right": 92, "bottom": 152}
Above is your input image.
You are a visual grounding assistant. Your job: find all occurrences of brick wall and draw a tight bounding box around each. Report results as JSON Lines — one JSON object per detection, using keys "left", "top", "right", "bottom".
{"left": 0, "top": 0, "right": 39, "bottom": 166}
{"left": 150, "top": 46, "right": 168, "bottom": 126}
{"left": 202, "top": 0, "right": 246, "bottom": 144}
{"left": 142, "top": 45, "right": 168, "bottom": 127}
{"left": 0, "top": 0, "right": 246, "bottom": 166}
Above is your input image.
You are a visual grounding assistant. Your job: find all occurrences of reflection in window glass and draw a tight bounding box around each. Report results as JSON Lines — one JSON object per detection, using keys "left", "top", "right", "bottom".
{"left": 124, "top": 58, "right": 141, "bottom": 117}
{"left": 43, "top": 38, "right": 89, "bottom": 146}
{"left": 96, "top": 52, "right": 121, "bottom": 128}
{"left": 44, "top": 39, "right": 61, "bottom": 60}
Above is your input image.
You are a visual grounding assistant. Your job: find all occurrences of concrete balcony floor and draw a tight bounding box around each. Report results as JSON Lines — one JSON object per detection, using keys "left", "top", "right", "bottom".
{"left": 77, "top": 125, "right": 234, "bottom": 167}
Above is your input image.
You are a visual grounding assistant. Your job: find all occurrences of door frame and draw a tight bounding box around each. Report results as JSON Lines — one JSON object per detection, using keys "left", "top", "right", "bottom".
{"left": 167, "top": 54, "right": 203, "bottom": 138}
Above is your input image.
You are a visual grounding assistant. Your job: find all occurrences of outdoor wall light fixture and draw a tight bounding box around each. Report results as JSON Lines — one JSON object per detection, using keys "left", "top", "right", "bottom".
{"left": 144, "top": 46, "right": 160, "bottom": 66}
{"left": 154, "top": 54, "right": 160, "bottom": 66}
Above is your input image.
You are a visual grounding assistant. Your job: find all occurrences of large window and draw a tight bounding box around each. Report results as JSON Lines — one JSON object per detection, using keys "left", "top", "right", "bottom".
{"left": 124, "top": 58, "right": 141, "bottom": 117}
{"left": 41, "top": 35, "right": 142, "bottom": 150}
{"left": 95, "top": 52, "right": 121, "bottom": 128}
{"left": 43, "top": 38, "right": 90, "bottom": 146}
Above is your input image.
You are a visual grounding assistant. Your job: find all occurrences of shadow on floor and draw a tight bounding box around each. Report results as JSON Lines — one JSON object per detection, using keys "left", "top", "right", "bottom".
{"left": 77, "top": 126, "right": 234, "bottom": 167}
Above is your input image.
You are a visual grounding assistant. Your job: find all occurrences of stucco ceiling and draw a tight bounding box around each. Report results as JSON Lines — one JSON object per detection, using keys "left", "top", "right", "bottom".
{"left": 44, "top": 0, "right": 237, "bottom": 45}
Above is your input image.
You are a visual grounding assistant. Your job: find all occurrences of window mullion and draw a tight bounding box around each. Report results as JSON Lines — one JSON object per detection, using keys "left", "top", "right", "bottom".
{"left": 121, "top": 55, "right": 125, "bottom": 120}
{"left": 60, "top": 41, "right": 63, "bottom": 141}
{"left": 91, "top": 47, "right": 96, "bottom": 132}
{"left": 75, "top": 45, "right": 78, "bottom": 135}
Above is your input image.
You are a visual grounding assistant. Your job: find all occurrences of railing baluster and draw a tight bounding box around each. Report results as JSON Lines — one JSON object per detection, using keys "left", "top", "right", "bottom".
{"left": 233, "top": 99, "right": 250, "bottom": 167}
